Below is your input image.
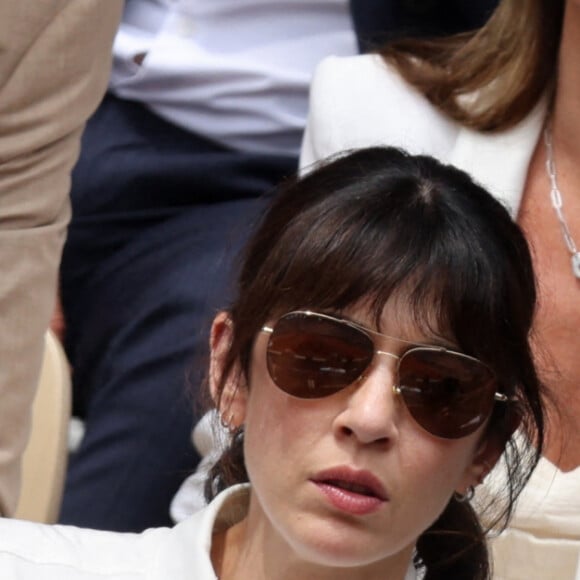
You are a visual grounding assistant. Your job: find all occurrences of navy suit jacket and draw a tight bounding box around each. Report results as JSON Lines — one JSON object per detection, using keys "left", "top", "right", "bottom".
{"left": 350, "top": 0, "right": 499, "bottom": 51}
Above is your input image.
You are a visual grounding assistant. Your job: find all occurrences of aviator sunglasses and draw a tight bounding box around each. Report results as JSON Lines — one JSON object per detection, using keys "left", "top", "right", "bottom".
{"left": 261, "top": 311, "right": 515, "bottom": 439}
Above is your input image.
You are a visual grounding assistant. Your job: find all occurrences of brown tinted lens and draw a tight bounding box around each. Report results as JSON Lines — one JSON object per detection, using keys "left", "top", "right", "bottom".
{"left": 397, "top": 348, "right": 497, "bottom": 439}
{"left": 266, "top": 313, "right": 374, "bottom": 399}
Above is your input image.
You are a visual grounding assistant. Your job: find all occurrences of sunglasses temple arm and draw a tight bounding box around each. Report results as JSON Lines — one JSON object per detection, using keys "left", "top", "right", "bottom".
{"left": 494, "top": 392, "right": 518, "bottom": 402}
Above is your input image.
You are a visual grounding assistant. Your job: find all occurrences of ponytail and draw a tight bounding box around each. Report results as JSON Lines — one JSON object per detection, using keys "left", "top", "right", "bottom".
{"left": 416, "top": 498, "right": 489, "bottom": 580}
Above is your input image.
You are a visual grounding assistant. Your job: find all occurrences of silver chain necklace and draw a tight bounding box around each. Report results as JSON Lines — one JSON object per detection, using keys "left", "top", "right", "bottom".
{"left": 544, "top": 126, "right": 580, "bottom": 279}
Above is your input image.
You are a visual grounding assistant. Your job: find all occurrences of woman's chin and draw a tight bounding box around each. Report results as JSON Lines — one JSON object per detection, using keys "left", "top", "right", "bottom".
{"left": 283, "top": 525, "right": 409, "bottom": 571}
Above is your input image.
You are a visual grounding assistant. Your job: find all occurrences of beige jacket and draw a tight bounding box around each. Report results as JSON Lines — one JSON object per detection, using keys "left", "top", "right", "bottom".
{"left": 0, "top": 0, "right": 122, "bottom": 515}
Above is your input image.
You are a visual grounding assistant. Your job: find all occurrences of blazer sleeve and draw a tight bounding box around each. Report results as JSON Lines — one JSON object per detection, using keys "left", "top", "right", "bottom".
{"left": 0, "top": 0, "right": 122, "bottom": 516}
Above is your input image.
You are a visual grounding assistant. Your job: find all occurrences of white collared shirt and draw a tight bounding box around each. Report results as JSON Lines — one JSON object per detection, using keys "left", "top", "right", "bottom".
{"left": 0, "top": 485, "right": 419, "bottom": 579}
{"left": 110, "top": 0, "right": 357, "bottom": 156}
{"left": 0, "top": 485, "right": 245, "bottom": 579}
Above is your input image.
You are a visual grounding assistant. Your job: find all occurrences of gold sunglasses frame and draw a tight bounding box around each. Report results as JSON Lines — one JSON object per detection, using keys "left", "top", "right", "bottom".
{"left": 261, "top": 310, "right": 516, "bottom": 404}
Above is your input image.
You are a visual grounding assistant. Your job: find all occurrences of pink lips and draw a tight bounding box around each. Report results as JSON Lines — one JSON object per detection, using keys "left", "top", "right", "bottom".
{"left": 311, "top": 466, "right": 388, "bottom": 515}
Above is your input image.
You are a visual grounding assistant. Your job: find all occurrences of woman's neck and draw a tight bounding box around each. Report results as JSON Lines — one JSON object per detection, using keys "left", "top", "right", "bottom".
{"left": 551, "top": 0, "right": 580, "bottom": 158}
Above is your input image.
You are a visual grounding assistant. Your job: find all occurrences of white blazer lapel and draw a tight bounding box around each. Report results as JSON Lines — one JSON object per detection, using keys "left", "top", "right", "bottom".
{"left": 448, "top": 101, "right": 547, "bottom": 217}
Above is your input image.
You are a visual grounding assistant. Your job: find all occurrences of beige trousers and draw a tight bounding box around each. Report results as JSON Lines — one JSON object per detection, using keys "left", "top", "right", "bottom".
{"left": 0, "top": 0, "right": 123, "bottom": 515}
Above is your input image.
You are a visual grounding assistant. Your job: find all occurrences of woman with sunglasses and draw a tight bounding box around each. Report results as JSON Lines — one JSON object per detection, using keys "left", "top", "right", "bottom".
{"left": 0, "top": 147, "right": 543, "bottom": 579}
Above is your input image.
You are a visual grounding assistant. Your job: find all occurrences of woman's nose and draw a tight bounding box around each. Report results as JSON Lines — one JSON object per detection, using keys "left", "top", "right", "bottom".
{"left": 333, "top": 356, "right": 400, "bottom": 446}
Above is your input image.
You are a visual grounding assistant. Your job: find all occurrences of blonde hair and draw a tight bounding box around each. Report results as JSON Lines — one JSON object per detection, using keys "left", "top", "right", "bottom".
{"left": 380, "top": 0, "right": 564, "bottom": 131}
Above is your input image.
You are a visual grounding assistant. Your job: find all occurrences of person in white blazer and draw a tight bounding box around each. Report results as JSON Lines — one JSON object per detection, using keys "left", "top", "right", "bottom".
{"left": 300, "top": 1, "right": 580, "bottom": 577}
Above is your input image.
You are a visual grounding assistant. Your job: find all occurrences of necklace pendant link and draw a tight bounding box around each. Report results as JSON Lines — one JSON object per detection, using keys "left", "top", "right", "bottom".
{"left": 572, "top": 253, "right": 580, "bottom": 279}
{"left": 544, "top": 126, "right": 580, "bottom": 280}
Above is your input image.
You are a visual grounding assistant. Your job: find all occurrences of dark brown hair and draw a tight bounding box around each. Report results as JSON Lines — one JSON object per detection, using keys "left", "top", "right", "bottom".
{"left": 380, "top": 0, "right": 564, "bottom": 131}
{"left": 206, "top": 147, "right": 544, "bottom": 579}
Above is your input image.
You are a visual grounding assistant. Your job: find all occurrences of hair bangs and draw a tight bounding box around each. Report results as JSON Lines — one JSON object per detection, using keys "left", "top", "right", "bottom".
{"left": 233, "top": 147, "right": 535, "bottom": 388}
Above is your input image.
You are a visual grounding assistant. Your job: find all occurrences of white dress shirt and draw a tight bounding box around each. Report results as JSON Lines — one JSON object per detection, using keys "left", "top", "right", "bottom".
{"left": 0, "top": 485, "right": 248, "bottom": 579}
{"left": 110, "top": 0, "right": 357, "bottom": 156}
{"left": 0, "top": 483, "right": 419, "bottom": 579}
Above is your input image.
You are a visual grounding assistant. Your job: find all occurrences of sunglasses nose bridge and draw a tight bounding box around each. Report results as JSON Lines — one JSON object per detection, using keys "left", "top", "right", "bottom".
{"left": 338, "top": 357, "right": 402, "bottom": 445}
{"left": 352, "top": 350, "right": 402, "bottom": 409}
{"left": 374, "top": 349, "right": 401, "bottom": 381}
{"left": 375, "top": 349, "right": 400, "bottom": 361}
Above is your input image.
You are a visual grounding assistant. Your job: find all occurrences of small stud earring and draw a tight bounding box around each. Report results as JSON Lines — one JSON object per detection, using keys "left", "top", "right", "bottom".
{"left": 220, "top": 411, "right": 235, "bottom": 432}
{"left": 454, "top": 485, "right": 475, "bottom": 503}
